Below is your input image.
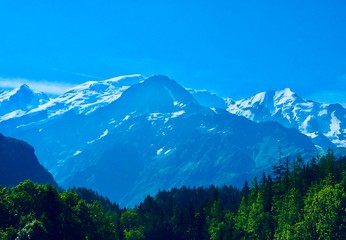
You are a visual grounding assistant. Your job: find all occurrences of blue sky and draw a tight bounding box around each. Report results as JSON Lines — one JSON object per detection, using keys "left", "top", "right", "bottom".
{"left": 0, "top": 0, "right": 345, "bottom": 105}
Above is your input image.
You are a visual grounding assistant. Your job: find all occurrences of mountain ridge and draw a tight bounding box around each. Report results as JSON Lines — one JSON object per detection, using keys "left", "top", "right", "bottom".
{"left": 0, "top": 75, "right": 318, "bottom": 205}
{"left": 2, "top": 77, "right": 345, "bottom": 151}
{"left": 0, "top": 84, "right": 49, "bottom": 122}
{"left": 225, "top": 88, "right": 346, "bottom": 149}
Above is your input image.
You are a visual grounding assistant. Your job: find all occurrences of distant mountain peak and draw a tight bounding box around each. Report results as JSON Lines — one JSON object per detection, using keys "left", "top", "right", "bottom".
{"left": 0, "top": 76, "right": 320, "bottom": 205}
{"left": 227, "top": 88, "right": 346, "bottom": 148}
{"left": 0, "top": 84, "right": 49, "bottom": 119}
{"left": 272, "top": 88, "right": 301, "bottom": 105}
{"left": 277, "top": 87, "right": 294, "bottom": 95}
{"left": 111, "top": 75, "right": 200, "bottom": 115}
{"left": 26, "top": 74, "right": 145, "bottom": 118}
{"left": 19, "top": 83, "right": 31, "bottom": 91}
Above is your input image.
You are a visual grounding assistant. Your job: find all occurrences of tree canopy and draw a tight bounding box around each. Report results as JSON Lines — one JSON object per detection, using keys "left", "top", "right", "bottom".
{"left": 1, "top": 152, "right": 346, "bottom": 239}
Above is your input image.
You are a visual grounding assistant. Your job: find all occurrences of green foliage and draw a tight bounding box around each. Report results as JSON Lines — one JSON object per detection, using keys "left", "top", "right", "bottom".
{"left": 299, "top": 182, "right": 346, "bottom": 239}
{"left": 0, "top": 180, "right": 117, "bottom": 240}
{"left": 1, "top": 152, "right": 346, "bottom": 239}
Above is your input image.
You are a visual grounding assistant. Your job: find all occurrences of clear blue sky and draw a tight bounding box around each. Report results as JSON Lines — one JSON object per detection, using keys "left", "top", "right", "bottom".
{"left": 0, "top": 0, "right": 345, "bottom": 105}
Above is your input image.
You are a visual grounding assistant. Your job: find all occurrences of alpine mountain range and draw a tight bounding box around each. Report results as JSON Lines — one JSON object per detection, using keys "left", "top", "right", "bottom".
{"left": 0, "top": 74, "right": 345, "bottom": 205}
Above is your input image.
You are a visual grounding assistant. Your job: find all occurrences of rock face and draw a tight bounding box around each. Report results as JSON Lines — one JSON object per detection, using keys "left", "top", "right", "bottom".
{"left": 0, "top": 133, "right": 56, "bottom": 186}
{"left": 0, "top": 75, "right": 316, "bottom": 205}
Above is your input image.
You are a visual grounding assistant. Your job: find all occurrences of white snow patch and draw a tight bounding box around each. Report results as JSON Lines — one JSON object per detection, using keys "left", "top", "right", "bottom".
{"left": 171, "top": 110, "right": 185, "bottom": 118}
{"left": 252, "top": 92, "right": 266, "bottom": 104}
{"left": 164, "top": 149, "right": 172, "bottom": 155}
{"left": 173, "top": 101, "right": 186, "bottom": 107}
{"left": 99, "top": 129, "right": 109, "bottom": 139}
{"left": 73, "top": 150, "right": 82, "bottom": 156}
{"left": 318, "top": 109, "right": 328, "bottom": 116}
{"left": 123, "top": 115, "right": 130, "bottom": 121}
{"left": 326, "top": 112, "right": 341, "bottom": 137}
{"left": 274, "top": 88, "right": 296, "bottom": 105}
{"left": 148, "top": 113, "right": 164, "bottom": 121}
{"left": 301, "top": 116, "right": 312, "bottom": 133}
{"left": 241, "top": 110, "right": 254, "bottom": 120}
{"left": 305, "top": 132, "right": 318, "bottom": 138}
{"left": 210, "top": 108, "right": 217, "bottom": 113}
{"left": 0, "top": 110, "right": 26, "bottom": 122}
{"left": 331, "top": 139, "right": 346, "bottom": 148}
{"left": 299, "top": 102, "right": 314, "bottom": 108}
{"left": 157, "top": 148, "right": 164, "bottom": 155}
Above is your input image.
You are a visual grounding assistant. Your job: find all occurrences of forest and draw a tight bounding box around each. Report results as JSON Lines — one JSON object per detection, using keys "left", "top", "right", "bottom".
{"left": 0, "top": 150, "right": 345, "bottom": 239}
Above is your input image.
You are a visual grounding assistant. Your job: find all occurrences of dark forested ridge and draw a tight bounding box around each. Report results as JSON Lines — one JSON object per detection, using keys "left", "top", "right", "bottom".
{"left": 1, "top": 151, "right": 346, "bottom": 239}
{"left": 0, "top": 133, "right": 56, "bottom": 187}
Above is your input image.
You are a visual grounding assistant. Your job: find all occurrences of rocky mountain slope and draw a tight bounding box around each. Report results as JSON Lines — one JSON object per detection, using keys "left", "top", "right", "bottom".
{"left": 0, "top": 75, "right": 316, "bottom": 205}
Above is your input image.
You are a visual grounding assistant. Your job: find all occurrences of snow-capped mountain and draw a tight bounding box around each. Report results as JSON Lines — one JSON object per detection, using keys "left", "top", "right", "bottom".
{"left": 0, "top": 74, "right": 144, "bottom": 135}
{"left": 0, "top": 84, "right": 49, "bottom": 122}
{"left": 26, "top": 74, "right": 144, "bottom": 117}
{"left": 226, "top": 88, "right": 346, "bottom": 149}
{"left": 0, "top": 75, "right": 317, "bottom": 205}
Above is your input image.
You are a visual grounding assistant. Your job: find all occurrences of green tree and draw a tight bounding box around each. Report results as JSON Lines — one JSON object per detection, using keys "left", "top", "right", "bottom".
{"left": 273, "top": 189, "right": 302, "bottom": 240}
{"left": 299, "top": 182, "right": 346, "bottom": 239}
{"left": 121, "top": 210, "right": 145, "bottom": 240}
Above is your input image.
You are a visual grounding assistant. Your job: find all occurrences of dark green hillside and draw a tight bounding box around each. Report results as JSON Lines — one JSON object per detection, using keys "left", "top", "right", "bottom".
{"left": 1, "top": 151, "right": 346, "bottom": 239}
{"left": 0, "top": 133, "right": 56, "bottom": 186}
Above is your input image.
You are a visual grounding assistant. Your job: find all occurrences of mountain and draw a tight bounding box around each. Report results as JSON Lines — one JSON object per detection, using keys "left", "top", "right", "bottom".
{"left": 0, "top": 84, "right": 49, "bottom": 122}
{"left": 0, "top": 74, "right": 144, "bottom": 136}
{"left": 226, "top": 88, "right": 346, "bottom": 149}
{"left": 27, "top": 74, "right": 145, "bottom": 117}
{"left": 0, "top": 133, "right": 56, "bottom": 186}
{"left": 0, "top": 75, "right": 316, "bottom": 205}
{"left": 188, "top": 89, "right": 228, "bottom": 109}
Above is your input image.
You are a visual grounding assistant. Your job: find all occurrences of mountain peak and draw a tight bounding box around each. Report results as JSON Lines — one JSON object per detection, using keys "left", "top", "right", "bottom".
{"left": 18, "top": 84, "right": 32, "bottom": 92}
{"left": 279, "top": 87, "right": 294, "bottom": 94}
{"left": 226, "top": 87, "right": 346, "bottom": 148}
{"left": 143, "top": 74, "right": 172, "bottom": 84}
{"left": 0, "top": 84, "right": 49, "bottom": 119}
{"left": 273, "top": 88, "right": 302, "bottom": 106}
{"left": 274, "top": 87, "right": 295, "bottom": 98}
{"left": 111, "top": 75, "right": 200, "bottom": 114}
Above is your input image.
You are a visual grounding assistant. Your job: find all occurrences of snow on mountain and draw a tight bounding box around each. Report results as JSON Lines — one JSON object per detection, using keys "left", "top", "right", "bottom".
{"left": 0, "top": 74, "right": 145, "bottom": 134}
{"left": 226, "top": 88, "right": 346, "bottom": 148}
{"left": 28, "top": 74, "right": 144, "bottom": 117}
{"left": 1, "top": 75, "right": 342, "bottom": 205}
{"left": 1, "top": 76, "right": 316, "bottom": 205}
{"left": 0, "top": 84, "right": 49, "bottom": 122}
